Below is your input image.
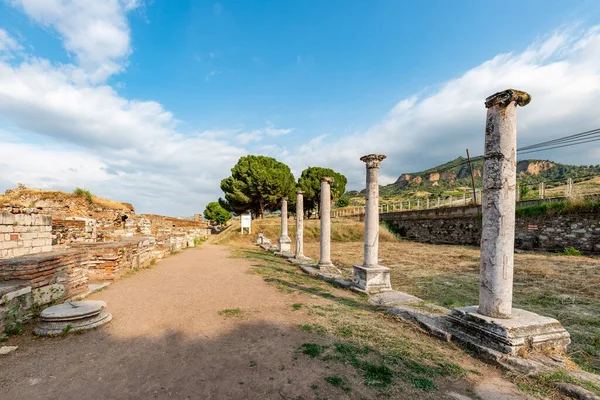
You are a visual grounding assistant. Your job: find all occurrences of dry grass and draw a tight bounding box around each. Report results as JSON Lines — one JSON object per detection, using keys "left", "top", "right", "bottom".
{"left": 233, "top": 247, "right": 503, "bottom": 398}
{"left": 0, "top": 188, "right": 133, "bottom": 211}
{"left": 219, "top": 217, "right": 600, "bottom": 374}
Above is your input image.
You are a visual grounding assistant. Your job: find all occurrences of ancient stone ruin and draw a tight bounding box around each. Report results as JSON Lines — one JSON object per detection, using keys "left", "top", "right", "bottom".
{"left": 0, "top": 187, "right": 210, "bottom": 333}
{"left": 258, "top": 88, "right": 573, "bottom": 378}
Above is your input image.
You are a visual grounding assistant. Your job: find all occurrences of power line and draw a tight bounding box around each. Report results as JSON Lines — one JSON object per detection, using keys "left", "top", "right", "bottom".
{"left": 517, "top": 128, "right": 600, "bottom": 151}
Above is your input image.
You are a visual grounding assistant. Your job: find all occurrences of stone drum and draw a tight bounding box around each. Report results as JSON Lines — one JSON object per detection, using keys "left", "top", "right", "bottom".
{"left": 34, "top": 300, "right": 112, "bottom": 336}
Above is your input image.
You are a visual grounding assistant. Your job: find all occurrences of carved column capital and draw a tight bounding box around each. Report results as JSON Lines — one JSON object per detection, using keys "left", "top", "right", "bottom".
{"left": 321, "top": 177, "right": 334, "bottom": 183}
{"left": 485, "top": 89, "right": 531, "bottom": 108}
{"left": 360, "top": 154, "right": 386, "bottom": 169}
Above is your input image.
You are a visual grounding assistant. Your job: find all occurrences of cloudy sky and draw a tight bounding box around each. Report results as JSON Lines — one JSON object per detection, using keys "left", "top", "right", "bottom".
{"left": 1, "top": 1, "right": 600, "bottom": 216}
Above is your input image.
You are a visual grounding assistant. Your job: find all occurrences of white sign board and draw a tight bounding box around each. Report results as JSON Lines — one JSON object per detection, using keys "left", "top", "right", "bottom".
{"left": 241, "top": 214, "right": 251, "bottom": 233}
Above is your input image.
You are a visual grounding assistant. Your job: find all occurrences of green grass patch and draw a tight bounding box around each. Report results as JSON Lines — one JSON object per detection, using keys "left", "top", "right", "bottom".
{"left": 516, "top": 199, "right": 600, "bottom": 217}
{"left": 218, "top": 308, "right": 243, "bottom": 317}
{"left": 301, "top": 343, "right": 329, "bottom": 358}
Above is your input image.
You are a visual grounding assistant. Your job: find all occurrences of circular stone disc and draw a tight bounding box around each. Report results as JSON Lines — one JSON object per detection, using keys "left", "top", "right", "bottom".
{"left": 40, "top": 300, "right": 106, "bottom": 321}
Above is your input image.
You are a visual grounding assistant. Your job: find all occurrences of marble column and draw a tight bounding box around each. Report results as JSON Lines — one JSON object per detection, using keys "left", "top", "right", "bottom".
{"left": 478, "top": 89, "right": 531, "bottom": 318}
{"left": 448, "top": 89, "right": 570, "bottom": 356}
{"left": 317, "top": 177, "right": 337, "bottom": 273}
{"left": 352, "top": 154, "right": 392, "bottom": 293}
{"left": 278, "top": 197, "right": 292, "bottom": 253}
{"left": 295, "top": 191, "right": 307, "bottom": 260}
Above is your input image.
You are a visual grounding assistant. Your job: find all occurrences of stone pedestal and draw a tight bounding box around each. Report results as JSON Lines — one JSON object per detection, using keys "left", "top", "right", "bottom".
{"left": 352, "top": 265, "right": 392, "bottom": 294}
{"left": 278, "top": 197, "right": 291, "bottom": 252}
{"left": 448, "top": 306, "right": 570, "bottom": 356}
{"left": 352, "top": 154, "right": 392, "bottom": 293}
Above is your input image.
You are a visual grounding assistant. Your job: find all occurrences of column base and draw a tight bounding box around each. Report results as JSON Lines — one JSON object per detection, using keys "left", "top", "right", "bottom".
{"left": 289, "top": 255, "right": 313, "bottom": 265}
{"left": 317, "top": 261, "right": 341, "bottom": 275}
{"left": 447, "top": 306, "right": 570, "bottom": 356}
{"left": 278, "top": 235, "right": 291, "bottom": 252}
{"left": 351, "top": 265, "right": 392, "bottom": 294}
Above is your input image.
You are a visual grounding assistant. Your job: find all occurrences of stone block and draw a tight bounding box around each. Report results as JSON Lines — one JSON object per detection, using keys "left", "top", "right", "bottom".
{"left": 32, "top": 284, "right": 65, "bottom": 305}
{"left": 32, "top": 238, "right": 47, "bottom": 246}
{"left": 41, "top": 246, "right": 52, "bottom": 253}
{"left": 447, "top": 306, "right": 570, "bottom": 356}
{"left": 0, "top": 286, "right": 32, "bottom": 305}
{"left": 1, "top": 241, "right": 17, "bottom": 250}
{"left": 352, "top": 265, "right": 392, "bottom": 294}
{"left": 0, "top": 213, "right": 15, "bottom": 225}
{"left": 278, "top": 235, "right": 292, "bottom": 252}
{"left": 21, "top": 232, "right": 38, "bottom": 240}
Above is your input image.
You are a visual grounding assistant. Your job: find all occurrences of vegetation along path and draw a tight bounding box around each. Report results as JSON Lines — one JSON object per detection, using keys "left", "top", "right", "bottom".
{"left": 0, "top": 243, "right": 532, "bottom": 399}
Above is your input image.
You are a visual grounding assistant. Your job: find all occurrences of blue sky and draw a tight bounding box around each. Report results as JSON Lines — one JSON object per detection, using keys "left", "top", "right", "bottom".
{"left": 1, "top": 1, "right": 600, "bottom": 215}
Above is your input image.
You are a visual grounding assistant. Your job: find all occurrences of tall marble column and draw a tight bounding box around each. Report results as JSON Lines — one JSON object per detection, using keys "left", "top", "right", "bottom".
{"left": 295, "top": 191, "right": 308, "bottom": 260}
{"left": 278, "top": 197, "right": 291, "bottom": 252}
{"left": 478, "top": 89, "right": 530, "bottom": 318}
{"left": 317, "top": 178, "right": 337, "bottom": 273}
{"left": 448, "top": 89, "right": 569, "bottom": 356}
{"left": 352, "top": 154, "right": 392, "bottom": 293}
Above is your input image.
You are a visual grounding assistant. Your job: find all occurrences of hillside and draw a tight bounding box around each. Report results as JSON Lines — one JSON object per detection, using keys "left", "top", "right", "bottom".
{"left": 351, "top": 158, "right": 600, "bottom": 201}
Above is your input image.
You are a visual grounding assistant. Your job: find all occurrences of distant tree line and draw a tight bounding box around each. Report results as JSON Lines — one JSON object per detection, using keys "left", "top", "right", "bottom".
{"left": 207, "top": 155, "right": 347, "bottom": 219}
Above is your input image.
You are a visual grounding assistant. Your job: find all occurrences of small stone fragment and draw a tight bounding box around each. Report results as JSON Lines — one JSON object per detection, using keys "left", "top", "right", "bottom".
{"left": 0, "top": 345, "right": 18, "bottom": 355}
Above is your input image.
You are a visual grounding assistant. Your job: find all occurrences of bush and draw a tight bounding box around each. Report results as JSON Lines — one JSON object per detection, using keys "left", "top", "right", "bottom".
{"left": 561, "top": 246, "right": 581, "bottom": 256}
{"left": 335, "top": 196, "right": 350, "bottom": 208}
{"left": 73, "top": 187, "right": 93, "bottom": 203}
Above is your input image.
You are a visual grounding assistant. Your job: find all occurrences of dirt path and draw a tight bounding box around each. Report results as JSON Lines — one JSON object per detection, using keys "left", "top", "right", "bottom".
{"left": 0, "top": 245, "right": 528, "bottom": 399}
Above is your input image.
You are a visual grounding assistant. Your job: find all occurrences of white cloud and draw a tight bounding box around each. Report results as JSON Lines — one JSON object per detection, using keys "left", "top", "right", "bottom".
{"left": 8, "top": 0, "right": 141, "bottom": 82}
{"left": 0, "top": 28, "right": 23, "bottom": 56}
{"left": 281, "top": 27, "right": 600, "bottom": 191}
{"left": 265, "top": 124, "right": 293, "bottom": 137}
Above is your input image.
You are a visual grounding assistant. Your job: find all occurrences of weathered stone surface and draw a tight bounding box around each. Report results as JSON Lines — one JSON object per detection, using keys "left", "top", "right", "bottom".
{"left": 352, "top": 155, "right": 392, "bottom": 293}
{"left": 40, "top": 300, "right": 106, "bottom": 321}
{"left": 34, "top": 309, "right": 112, "bottom": 336}
{"left": 35, "top": 300, "right": 112, "bottom": 336}
{"left": 317, "top": 178, "right": 341, "bottom": 275}
{"left": 447, "top": 306, "right": 570, "bottom": 355}
{"left": 0, "top": 345, "right": 18, "bottom": 355}
{"left": 479, "top": 91, "right": 527, "bottom": 318}
{"left": 369, "top": 291, "right": 422, "bottom": 307}
{"left": 295, "top": 191, "right": 305, "bottom": 259}
{"left": 278, "top": 198, "right": 291, "bottom": 252}
{"left": 555, "top": 383, "right": 600, "bottom": 400}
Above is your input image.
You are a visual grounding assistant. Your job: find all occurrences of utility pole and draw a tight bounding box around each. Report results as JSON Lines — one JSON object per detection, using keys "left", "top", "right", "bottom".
{"left": 466, "top": 149, "right": 477, "bottom": 203}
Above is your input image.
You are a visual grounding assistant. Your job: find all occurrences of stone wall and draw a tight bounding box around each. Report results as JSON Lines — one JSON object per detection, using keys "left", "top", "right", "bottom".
{"left": 0, "top": 249, "right": 87, "bottom": 331}
{"left": 381, "top": 205, "right": 600, "bottom": 252}
{"left": 0, "top": 211, "right": 52, "bottom": 259}
{"left": 70, "top": 237, "right": 157, "bottom": 281}
{"left": 52, "top": 217, "right": 97, "bottom": 245}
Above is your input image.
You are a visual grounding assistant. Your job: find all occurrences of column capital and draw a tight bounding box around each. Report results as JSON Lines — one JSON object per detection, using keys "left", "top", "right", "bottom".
{"left": 360, "top": 154, "right": 386, "bottom": 169}
{"left": 321, "top": 177, "right": 334, "bottom": 183}
{"left": 485, "top": 89, "right": 531, "bottom": 109}
{"left": 282, "top": 197, "right": 288, "bottom": 201}
{"left": 296, "top": 190, "right": 305, "bottom": 195}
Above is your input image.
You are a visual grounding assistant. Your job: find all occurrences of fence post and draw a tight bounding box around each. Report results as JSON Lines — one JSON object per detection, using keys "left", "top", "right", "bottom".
{"left": 437, "top": 197, "right": 440, "bottom": 207}
{"left": 463, "top": 193, "right": 467, "bottom": 205}
{"left": 408, "top": 200, "right": 411, "bottom": 210}
{"left": 426, "top": 198, "right": 430, "bottom": 209}
{"left": 417, "top": 199, "right": 420, "bottom": 209}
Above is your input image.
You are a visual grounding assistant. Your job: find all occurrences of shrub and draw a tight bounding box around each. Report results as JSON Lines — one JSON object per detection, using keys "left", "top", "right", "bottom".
{"left": 561, "top": 246, "right": 581, "bottom": 256}
{"left": 73, "top": 187, "right": 93, "bottom": 203}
